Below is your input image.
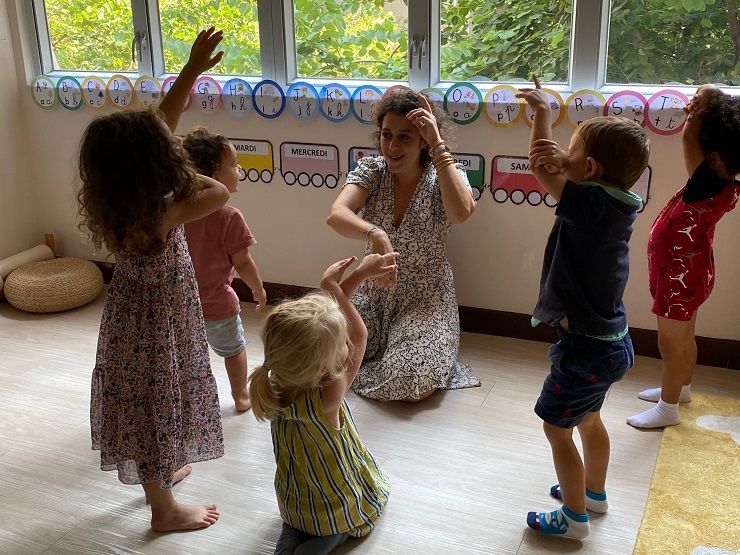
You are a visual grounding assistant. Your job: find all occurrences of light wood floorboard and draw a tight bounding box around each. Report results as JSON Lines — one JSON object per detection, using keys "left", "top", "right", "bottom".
{"left": 1, "top": 289, "right": 738, "bottom": 555}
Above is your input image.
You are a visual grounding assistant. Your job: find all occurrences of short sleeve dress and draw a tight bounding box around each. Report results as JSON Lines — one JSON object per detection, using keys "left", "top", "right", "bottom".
{"left": 648, "top": 161, "right": 740, "bottom": 321}
{"left": 90, "top": 226, "right": 224, "bottom": 487}
{"left": 344, "top": 156, "right": 480, "bottom": 401}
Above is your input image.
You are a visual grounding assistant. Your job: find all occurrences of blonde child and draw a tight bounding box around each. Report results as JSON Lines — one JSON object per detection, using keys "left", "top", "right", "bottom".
{"left": 249, "top": 254, "right": 396, "bottom": 554}
{"left": 182, "top": 126, "right": 266, "bottom": 413}
{"left": 83, "top": 28, "right": 230, "bottom": 532}
{"left": 627, "top": 85, "right": 740, "bottom": 428}
{"left": 516, "top": 76, "right": 650, "bottom": 539}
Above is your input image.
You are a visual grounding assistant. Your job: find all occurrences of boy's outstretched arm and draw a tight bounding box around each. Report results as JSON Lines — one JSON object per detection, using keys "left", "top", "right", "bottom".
{"left": 682, "top": 84, "right": 720, "bottom": 177}
{"left": 158, "top": 27, "right": 224, "bottom": 133}
{"left": 517, "top": 75, "right": 568, "bottom": 201}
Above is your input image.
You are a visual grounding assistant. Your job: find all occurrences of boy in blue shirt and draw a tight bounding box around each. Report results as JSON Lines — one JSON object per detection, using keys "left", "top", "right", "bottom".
{"left": 516, "top": 77, "right": 650, "bottom": 539}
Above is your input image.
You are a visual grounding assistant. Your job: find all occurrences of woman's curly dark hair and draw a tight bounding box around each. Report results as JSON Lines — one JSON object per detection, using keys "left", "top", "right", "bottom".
{"left": 182, "top": 126, "right": 231, "bottom": 177}
{"left": 700, "top": 93, "right": 740, "bottom": 176}
{"left": 77, "top": 109, "right": 200, "bottom": 256}
{"left": 373, "top": 89, "right": 454, "bottom": 168}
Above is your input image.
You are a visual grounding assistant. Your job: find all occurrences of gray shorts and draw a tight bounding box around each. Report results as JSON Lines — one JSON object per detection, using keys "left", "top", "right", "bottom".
{"left": 204, "top": 314, "right": 246, "bottom": 358}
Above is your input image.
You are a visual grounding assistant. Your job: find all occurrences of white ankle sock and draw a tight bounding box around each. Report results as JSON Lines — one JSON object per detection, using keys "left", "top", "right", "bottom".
{"left": 638, "top": 385, "right": 691, "bottom": 403}
{"left": 626, "top": 399, "right": 680, "bottom": 428}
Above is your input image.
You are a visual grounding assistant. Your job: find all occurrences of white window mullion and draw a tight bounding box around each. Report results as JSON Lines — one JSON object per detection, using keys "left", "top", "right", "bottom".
{"left": 268, "top": 0, "right": 289, "bottom": 85}
{"left": 133, "top": 0, "right": 155, "bottom": 76}
{"left": 570, "top": 0, "right": 609, "bottom": 91}
{"left": 25, "top": 1, "right": 52, "bottom": 75}
{"left": 407, "top": 0, "right": 430, "bottom": 90}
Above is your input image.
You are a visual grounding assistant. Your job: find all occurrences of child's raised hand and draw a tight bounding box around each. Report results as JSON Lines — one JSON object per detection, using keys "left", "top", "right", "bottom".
{"left": 320, "top": 257, "right": 357, "bottom": 291}
{"left": 355, "top": 253, "right": 399, "bottom": 281}
{"left": 516, "top": 74, "right": 550, "bottom": 113}
{"left": 530, "top": 138, "right": 568, "bottom": 175}
{"left": 684, "top": 84, "right": 721, "bottom": 118}
{"left": 185, "top": 27, "right": 225, "bottom": 75}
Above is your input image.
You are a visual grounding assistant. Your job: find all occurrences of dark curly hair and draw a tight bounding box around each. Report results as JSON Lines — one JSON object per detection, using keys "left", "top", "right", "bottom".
{"left": 182, "top": 126, "right": 231, "bottom": 177}
{"left": 373, "top": 89, "right": 454, "bottom": 168}
{"left": 700, "top": 93, "right": 740, "bottom": 176}
{"left": 77, "top": 109, "right": 200, "bottom": 256}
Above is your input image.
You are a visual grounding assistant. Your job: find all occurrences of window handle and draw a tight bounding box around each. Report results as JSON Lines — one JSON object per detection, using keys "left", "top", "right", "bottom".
{"left": 131, "top": 34, "right": 140, "bottom": 66}
{"left": 132, "top": 31, "right": 148, "bottom": 65}
{"left": 409, "top": 35, "right": 418, "bottom": 70}
{"left": 418, "top": 36, "right": 427, "bottom": 70}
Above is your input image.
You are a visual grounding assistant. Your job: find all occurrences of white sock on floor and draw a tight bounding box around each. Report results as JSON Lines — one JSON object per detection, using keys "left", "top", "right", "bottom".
{"left": 638, "top": 384, "right": 691, "bottom": 403}
{"left": 626, "top": 399, "right": 680, "bottom": 428}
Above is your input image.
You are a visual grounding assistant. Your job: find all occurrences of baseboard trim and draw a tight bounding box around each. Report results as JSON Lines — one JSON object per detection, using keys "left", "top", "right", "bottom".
{"left": 94, "top": 262, "right": 740, "bottom": 370}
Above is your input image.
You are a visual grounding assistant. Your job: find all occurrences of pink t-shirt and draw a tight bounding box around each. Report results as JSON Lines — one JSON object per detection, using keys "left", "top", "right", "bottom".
{"left": 185, "top": 204, "right": 256, "bottom": 321}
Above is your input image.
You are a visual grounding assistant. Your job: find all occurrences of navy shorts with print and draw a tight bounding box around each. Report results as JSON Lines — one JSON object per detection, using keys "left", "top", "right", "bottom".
{"left": 535, "top": 331, "right": 634, "bottom": 428}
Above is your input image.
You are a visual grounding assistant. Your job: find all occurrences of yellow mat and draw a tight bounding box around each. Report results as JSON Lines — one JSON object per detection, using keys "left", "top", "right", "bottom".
{"left": 633, "top": 394, "right": 740, "bottom": 555}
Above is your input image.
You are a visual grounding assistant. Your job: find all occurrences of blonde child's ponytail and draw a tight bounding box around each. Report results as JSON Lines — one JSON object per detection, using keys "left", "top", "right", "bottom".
{"left": 249, "top": 365, "right": 282, "bottom": 421}
{"left": 249, "top": 293, "right": 349, "bottom": 421}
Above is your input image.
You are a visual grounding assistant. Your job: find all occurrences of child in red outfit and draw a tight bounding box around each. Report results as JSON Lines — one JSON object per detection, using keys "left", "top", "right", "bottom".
{"left": 627, "top": 85, "right": 740, "bottom": 428}
{"left": 184, "top": 128, "right": 267, "bottom": 413}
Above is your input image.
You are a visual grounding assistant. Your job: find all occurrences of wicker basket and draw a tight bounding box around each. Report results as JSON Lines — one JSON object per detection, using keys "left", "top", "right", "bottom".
{"left": 4, "top": 257, "right": 103, "bottom": 313}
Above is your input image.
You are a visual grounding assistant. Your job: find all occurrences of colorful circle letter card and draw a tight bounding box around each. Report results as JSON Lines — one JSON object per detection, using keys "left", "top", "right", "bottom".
{"left": 605, "top": 91, "right": 647, "bottom": 127}
{"left": 193, "top": 76, "right": 222, "bottom": 113}
{"left": 81, "top": 76, "right": 108, "bottom": 110}
{"left": 319, "top": 84, "right": 351, "bottom": 123}
{"left": 523, "top": 88, "right": 564, "bottom": 128}
{"left": 31, "top": 76, "right": 56, "bottom": 109}
{"left": 565, "top": 89, "right": 606, "bottom": 128}
{"left": 444, "top": 82, "right": 482, "bottom": 125}
{"left": 484, "top": 85, "right": 522, "bottom": 127}
{"left": 645, "top": 89, "right": 689, "bottom": 136}
{"left": 107, "top": 74, "right": 134, "bottom": 109}
{"left": 222, "top": 78, "right": 252, "bottom": 117}
{"left": 161, "top": 75, "right": 191, "bottom": 111}
{"left": 56, "top": 76, "right": 83, "bottom": 111}
{"left": 286, "top": 81, "right": 319, "bottom": 121}
{"left": 351, "top": 85, "right": 383, "bottom": 125}
{"left": 253, "top": 80, "right": 286, "bottom": 119}
{"left": 134, "top": 76, "right": 161, "bottom": 109}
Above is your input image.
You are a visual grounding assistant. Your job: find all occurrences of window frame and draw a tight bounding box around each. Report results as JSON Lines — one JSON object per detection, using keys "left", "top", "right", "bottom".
{"left": 22, "top": 0, "right": 718, "bottom": 98}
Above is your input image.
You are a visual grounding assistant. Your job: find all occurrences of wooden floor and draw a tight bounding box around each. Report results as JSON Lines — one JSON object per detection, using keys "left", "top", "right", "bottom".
{"left": 1, "top": 289, "right": 738, "bottom": 555}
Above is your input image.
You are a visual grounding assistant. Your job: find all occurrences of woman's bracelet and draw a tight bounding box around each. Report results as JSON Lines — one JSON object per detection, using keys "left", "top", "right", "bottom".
{"left": 429, "top": 142, "right": 449, "bottom": 159}
{"left": 365, "top": 225, "right": 380, "bottom": 238}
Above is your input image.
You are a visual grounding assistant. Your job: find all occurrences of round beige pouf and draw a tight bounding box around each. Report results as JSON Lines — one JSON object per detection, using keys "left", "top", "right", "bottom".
{"left": 4, "top": 257, "right": 103, "bottom": 313}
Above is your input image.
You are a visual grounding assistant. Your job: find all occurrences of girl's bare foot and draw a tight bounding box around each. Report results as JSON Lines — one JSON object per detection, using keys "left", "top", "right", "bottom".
{"left": 173, "top": 464, "right": 192, "bottom": 485}
{"left": 233, "top": 388, "right": 251, "bottom": 412}
{"left": 150, "top": 503, "right": 220, "bottom": 532}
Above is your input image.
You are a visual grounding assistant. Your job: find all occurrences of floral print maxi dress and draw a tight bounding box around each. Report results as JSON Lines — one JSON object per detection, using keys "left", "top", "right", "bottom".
{"left": 346, "top": 156, "right": 480, "bottom": 401}
{"left": 90, "top": 226, "right": 224, "bottom": 487}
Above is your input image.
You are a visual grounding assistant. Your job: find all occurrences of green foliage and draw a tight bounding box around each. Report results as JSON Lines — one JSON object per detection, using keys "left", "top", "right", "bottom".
{"left": 44, "top": 0, "right": 739, "bottom": 85}
{"left": 608, "top": 0, "right": 737, "bottom": 85}
{"left": 440, "top": 0, "right": 571, "bottom": 82}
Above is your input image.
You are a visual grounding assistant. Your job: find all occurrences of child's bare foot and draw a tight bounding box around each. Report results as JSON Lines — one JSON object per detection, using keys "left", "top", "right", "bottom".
{"left": 150, "top": 503, "right": 220, "bottom": 532}
{"left": 233, "top": 388, "right": 251, "bottom": 412}
{"left": 173, "top": 464, "right": 192, "bottom": 485}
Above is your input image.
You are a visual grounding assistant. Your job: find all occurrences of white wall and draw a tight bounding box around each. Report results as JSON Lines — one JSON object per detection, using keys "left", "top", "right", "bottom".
{"left": 5, "top": 3, "right": 740, "bottom": 341}
{"left": 0, "top": 0, "right": 38, "bottom": 258}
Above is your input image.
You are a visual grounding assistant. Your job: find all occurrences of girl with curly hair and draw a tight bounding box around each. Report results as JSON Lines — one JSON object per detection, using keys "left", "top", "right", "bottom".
{"left": 81, "top": 28, "right": 231, "bottom": 532}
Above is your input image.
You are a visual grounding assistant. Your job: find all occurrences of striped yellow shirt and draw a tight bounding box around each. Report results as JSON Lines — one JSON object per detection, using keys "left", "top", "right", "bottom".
{"left": 271, "top": 388, "right": 391, "bottom": 537}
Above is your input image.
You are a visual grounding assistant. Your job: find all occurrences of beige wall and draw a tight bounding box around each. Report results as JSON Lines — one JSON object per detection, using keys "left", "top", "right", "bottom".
{"left": 4, "top": 2, "right": 740, "bottom": 341}
{"left": 0, "top": 0, "right": 38, "bottom": 258}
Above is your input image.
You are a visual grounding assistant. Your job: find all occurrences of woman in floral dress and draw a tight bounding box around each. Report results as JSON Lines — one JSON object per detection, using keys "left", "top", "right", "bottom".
{"left": 327, "top": 89, "right": 479, "bottom": 401}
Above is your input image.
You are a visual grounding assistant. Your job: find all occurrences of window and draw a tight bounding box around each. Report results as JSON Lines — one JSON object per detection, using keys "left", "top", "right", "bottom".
{"left": 292, "top": 0, "right": 407, "bottom": 80}
{"left": 25, "top": 0, "right": 740, "bottom": 91}
{"left": 607, "top": 0, "right": 740, "bottom": 85}
{"left": 42, "top": 0, "right": 134, "bottom": 72}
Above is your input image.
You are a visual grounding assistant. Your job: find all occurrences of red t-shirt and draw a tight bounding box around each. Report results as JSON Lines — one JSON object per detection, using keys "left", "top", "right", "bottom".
{"left": 185, "top": 204, "right": 256, "bottom": 321}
